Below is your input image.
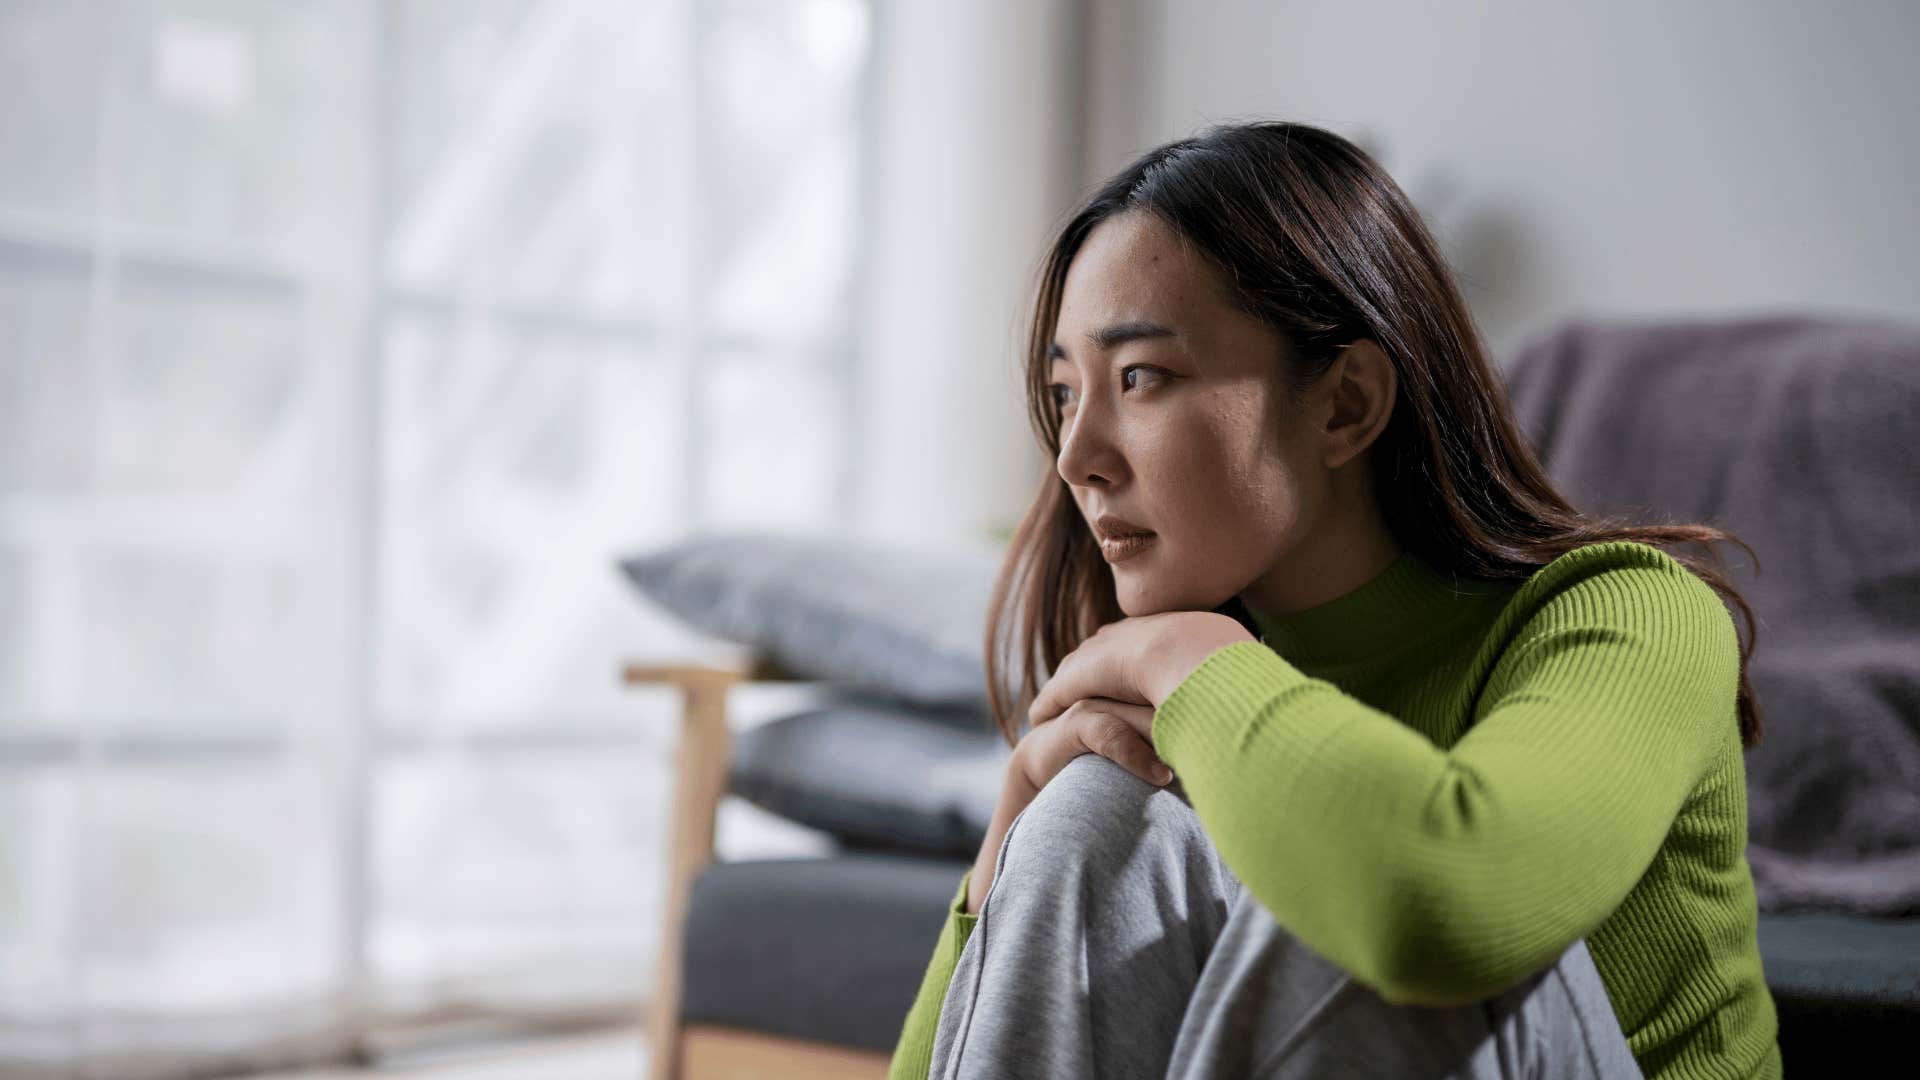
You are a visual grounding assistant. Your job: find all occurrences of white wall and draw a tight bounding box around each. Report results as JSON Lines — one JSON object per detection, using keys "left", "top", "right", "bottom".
{"left": 1084, "top": 0, "right": 1920, "bottom": 358}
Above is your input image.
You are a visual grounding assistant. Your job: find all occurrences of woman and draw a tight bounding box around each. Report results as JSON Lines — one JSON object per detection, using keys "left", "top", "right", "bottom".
{"left": 887, "top": 121, "right": 1781, "bottom": 1079}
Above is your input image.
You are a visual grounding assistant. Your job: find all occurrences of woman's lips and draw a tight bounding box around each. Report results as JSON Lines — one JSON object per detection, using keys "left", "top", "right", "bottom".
{"left": 1099, "top": 532, "right": 1156, "bottom": 563}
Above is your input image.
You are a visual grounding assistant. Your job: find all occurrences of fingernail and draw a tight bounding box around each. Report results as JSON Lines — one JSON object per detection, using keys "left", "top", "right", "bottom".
{"left": 1155, "top": 765, "right": 1173, "bottom": 784}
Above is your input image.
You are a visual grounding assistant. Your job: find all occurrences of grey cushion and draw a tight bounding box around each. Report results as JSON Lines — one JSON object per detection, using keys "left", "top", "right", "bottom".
{"left": 1502, "top": 315, "right": 1920, "bottom": 915}
{"left": 729, "top": 698, "right": 1009, "bottom": 857}
{"left": 1757, "top": 913, "right": 1920, "bottom": 1070}
{"left": 619, "top": 531, "right": 1005, "bottom": 712}
{"left": 678, "top": 853, "right": 971, "bottom": 1051}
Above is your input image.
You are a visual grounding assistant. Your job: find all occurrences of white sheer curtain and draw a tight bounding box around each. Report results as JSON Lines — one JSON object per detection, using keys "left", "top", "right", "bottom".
{"left": 0, "top": 1, "right": 881, "bottom": 1076}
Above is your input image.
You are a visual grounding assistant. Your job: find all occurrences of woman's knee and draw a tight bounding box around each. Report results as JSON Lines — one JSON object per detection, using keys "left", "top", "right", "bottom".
{"left": 1001, "top": 753, "right": 1206, "bottom": 877}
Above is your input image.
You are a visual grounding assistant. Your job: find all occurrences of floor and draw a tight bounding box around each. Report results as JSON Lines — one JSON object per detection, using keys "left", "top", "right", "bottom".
{"left": 242, "top": 1026, "right": 649, "bottom": 1080}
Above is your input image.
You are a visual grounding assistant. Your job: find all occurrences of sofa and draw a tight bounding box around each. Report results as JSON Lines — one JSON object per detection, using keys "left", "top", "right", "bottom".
{"left": 622, "top": 313, "right": 1920, "bottom": 1078}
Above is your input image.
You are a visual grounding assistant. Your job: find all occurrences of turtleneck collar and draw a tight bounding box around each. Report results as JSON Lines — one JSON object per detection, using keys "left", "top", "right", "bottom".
{"left": 1241, "top": 550, "right": 1514, "bottom": 668}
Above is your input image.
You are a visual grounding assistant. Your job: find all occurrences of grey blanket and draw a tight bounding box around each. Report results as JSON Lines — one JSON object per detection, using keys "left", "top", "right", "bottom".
{"left": 1501, "top": 314, "right": 1920, "bottom": 915}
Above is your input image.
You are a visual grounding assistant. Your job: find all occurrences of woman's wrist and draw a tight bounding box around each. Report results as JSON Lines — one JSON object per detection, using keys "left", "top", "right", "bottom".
{"left": 1143, "top": 613, "right": 1258, "bottom": 706}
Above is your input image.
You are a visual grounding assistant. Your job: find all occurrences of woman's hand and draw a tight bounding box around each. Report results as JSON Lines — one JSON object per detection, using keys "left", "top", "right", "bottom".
{"left": 965, "top": 611, "right": 1257, "bottom": 914}
{"left": 1025, "top": 610, "right": 1256, "bottom": 732}
{"left": 1013, "top": 696, "right": 1168, "bottom": 794}
{"left": 966, "top": 697, "right": 1165, "bottom": 914}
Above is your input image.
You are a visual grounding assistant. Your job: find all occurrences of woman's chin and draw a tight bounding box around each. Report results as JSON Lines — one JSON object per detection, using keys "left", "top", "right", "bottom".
{"left": 1114, "top": 578, "right": 1178, "bottom": 618}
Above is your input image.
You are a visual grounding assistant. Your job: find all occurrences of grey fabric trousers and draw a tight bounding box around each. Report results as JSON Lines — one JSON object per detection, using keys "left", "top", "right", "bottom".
{"left": 928, "top": 754, "right": 1644, "bottom": 1080}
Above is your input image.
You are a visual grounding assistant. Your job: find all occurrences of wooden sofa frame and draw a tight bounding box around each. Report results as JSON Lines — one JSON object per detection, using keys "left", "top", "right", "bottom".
{"left": 626, "top": 657, "right": 893, "bottom": 1080}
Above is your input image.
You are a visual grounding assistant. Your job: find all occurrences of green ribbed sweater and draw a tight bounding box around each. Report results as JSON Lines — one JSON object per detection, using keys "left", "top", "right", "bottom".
{"left": 889, "top": 540, "right": 1781, "bottom": 1079}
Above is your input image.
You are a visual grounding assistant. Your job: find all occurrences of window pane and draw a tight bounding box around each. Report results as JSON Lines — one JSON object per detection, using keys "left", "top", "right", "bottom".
{"left": 0, "top": 770, "right": 77, "bottom": 1026}
{"left": 102, "top": 273, "right": 305, "bottom": 495}
{"left": 377, "top": 314, "right": 689, "bottom": 722}
{"left": 0, "top": 0, "right": 102, "bottom": 220}
{"left": 701, "top": 352, "right": 844, "bottom": 529}
{"left": 701, "top": 0, "right": 866, "bottom": 340}
{"left": 0, "top": 260, "right": 93, "bottom": 494}
{"left": 388, "top": 0, "right": 689, "bottom": 321}
{"left": 370, "top": 743, "right": 669, "bottom": 1012}
{"left": 0, "top": 551, "right": 23, "bottom": 716}
{"left": 79, "top": 757, "right": 341, "bottom": 1012}
{"left": 110, "top": 1, "right": 349, "bottom": 260}
{"left": 0, "top": 547, "right": 82, "bottom": 723}
{"left": 704, "top": 129, "right": 857, "bottom": 342}
{"left": 80, "top": 550, "right": 305, "bottom": 726}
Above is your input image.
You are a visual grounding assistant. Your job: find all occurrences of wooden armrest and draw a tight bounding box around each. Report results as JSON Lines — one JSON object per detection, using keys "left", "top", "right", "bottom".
{"left": 623, "top": 652, "right": 797, "bottom": 689}
{"left": 631, "top": 649, "right": 798, "bottom": 1080}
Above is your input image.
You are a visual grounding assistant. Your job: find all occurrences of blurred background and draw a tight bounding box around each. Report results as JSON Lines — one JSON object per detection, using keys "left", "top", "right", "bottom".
{"left": 1, "top": 0, "right": 1915, "bottom": 1077}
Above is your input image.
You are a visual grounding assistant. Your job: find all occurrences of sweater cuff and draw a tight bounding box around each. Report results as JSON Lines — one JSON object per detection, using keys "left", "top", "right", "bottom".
{"left": 887, "top": 867, "right": 978, "bottom": 1080}
{"left": 1153, "top": 640, "right": 1313, "bottom": 766}
{"left": 950, "top": 868, "right": 977, "bottom": 958}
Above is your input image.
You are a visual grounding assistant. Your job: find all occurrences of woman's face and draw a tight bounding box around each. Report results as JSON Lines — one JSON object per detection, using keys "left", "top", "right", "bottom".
{"left": 1049, "top": 210, "right": 1330, "bottom": 616}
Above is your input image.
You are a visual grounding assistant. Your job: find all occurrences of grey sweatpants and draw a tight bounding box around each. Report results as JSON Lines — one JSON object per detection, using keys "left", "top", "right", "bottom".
{"left": 929, "top": 754, "right": 1643, "bottom": 1079}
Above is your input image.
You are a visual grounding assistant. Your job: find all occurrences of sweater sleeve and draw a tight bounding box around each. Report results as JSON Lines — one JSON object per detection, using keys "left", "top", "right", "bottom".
{"left": 887, "top": 868, "right": 978, "bottom": 1080}
{"left": 1151, "top": 550, "right": 1741, "bottom": 1008}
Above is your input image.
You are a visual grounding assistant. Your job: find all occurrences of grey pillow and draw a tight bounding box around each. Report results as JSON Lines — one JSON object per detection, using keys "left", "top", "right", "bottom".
{"left": 728, "top": 698, "right": 1009, "bottom": 857}
{"left": 619, "top": 531, "right": 1006, "bottom": 713}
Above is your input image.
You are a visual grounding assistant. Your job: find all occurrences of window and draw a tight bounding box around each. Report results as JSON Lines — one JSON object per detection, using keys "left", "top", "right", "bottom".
{"left": 0, "top": 0, "right": 872, "bottom": 1071}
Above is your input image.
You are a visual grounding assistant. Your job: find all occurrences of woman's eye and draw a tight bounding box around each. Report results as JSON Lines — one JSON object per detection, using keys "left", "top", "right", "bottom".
{"left": 1048, "top": 366, "right": 1163, "bottom": 412}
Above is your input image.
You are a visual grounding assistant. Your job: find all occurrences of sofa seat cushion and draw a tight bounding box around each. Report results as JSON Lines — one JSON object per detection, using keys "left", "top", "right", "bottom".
{"left": 678, "top": 853, "right": 970, "bottom": 1052}
{"left": 674, "top": 862, "right": 1919, "bottom": 1061}
{"left": 1758, "top": 912, "right": 1920, "bottom": 1069}
{"left": 1757, "top": 912, "right": 1920, "bottom": 1007}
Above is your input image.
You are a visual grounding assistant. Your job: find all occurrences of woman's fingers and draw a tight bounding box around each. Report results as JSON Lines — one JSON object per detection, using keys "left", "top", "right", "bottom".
{"left": 1075, "top": 710, "right": 1174, "bottom": 787}
{"left": 1058, "top": 696, "right": 1155, "bottom": 743}
{"left": 1027, "top": 702, "right": 1170, "bottom": 788}
{"left": 1027, "top": 662, "right": 1076, "bottom": 728}
{"left": 1030, "top": 648, "right": 1120, "bottom": 727}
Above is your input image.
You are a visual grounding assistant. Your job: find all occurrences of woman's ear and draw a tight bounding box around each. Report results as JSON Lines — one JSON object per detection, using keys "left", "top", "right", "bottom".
{"left": 1318, "top": 338, "right": 1396, "bottom": 470}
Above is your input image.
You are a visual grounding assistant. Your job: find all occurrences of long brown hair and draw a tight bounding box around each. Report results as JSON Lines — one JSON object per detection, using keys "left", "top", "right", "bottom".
{"left": 984, "top": 121, "right": 1764, "bottom": 751}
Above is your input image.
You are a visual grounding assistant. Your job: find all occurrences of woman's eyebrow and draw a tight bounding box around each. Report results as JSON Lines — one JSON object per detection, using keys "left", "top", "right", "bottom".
{"left": 1049, "top": 319, "right": 1177, "bottom": 363}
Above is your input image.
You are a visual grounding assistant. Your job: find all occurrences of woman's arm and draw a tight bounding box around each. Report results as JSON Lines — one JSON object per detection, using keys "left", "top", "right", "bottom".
{"left": 1151, "top": 545, "right": 1741, "bottom": 1007}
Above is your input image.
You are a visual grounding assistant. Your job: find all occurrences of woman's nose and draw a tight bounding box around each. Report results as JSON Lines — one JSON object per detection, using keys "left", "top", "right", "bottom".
{"left": 1055, "top": 404, "right": 1124, "bottom": 488}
